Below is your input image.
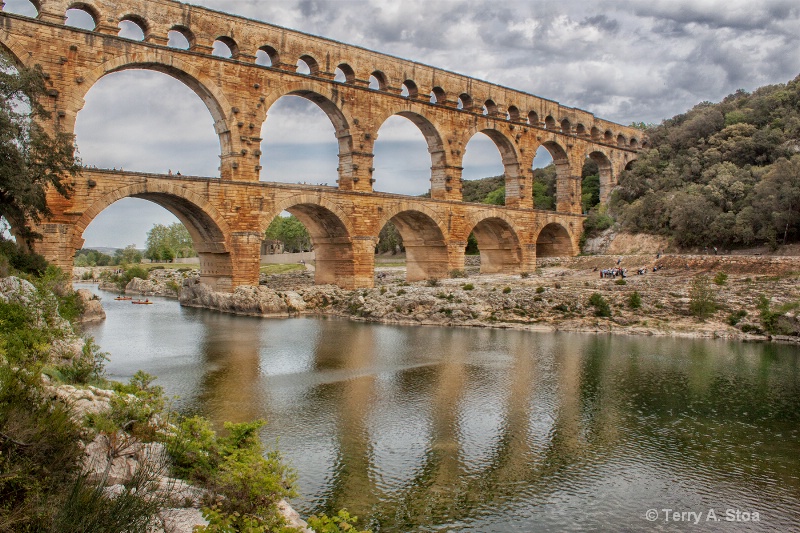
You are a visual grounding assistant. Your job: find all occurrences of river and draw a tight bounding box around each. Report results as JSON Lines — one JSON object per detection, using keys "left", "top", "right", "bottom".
{"left": 82, "top": 285, "right": 800, "bottom": 532}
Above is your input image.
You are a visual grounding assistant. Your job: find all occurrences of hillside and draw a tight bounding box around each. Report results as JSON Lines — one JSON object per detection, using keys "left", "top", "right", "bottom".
{"left": 611, "top": 75, "right": 800, "bottom": 249}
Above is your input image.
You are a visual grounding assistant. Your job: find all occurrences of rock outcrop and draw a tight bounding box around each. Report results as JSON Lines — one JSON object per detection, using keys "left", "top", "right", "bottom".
{"left": 76, "top": 288, "right": 106, "bottom": 323}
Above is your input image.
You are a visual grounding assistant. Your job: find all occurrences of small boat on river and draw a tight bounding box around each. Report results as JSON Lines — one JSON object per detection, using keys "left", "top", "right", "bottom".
{"left": 114, "top": 296, "right": 132, "bottom": 301}
{"left": 131, "top": 299, "right": 153, "bottom": 305}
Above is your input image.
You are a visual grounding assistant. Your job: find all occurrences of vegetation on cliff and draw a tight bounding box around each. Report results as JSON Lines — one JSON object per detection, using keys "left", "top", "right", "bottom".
{"left": 612, "top": 75, "right": 800, "bottom": 249}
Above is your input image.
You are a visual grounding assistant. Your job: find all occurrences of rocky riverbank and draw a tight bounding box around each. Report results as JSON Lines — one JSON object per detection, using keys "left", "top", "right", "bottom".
{"left": 177, "top": 254, "right": 800, "bottom": 343}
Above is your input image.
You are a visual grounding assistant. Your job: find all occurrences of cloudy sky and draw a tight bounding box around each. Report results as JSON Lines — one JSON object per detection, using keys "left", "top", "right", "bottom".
{"left": 6, "top": 0, "right": 800, "bottom": 249}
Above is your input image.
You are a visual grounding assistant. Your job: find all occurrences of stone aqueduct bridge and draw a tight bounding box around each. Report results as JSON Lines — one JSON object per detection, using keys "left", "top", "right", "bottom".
{"left": 0, "top": 0, "right": 643, "bottom": 291}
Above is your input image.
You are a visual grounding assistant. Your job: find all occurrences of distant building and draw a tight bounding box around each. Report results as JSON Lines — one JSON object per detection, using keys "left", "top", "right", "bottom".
{"left": 261, "top": 239, "right": 284, "bottom": 255}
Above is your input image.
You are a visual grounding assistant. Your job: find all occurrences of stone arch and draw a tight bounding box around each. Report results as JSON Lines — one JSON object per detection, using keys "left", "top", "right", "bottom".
{"left": 78, "top": 51, "right": 235, "bottom": 167}
{"left": 560, "top": 118, "right": 572, "bottom": 134}
{"left": 458, "top": 93, "right": 473, "bottom": 111}
{"left": 256, "top": 45, "right": 280, "bottom": 67}
{"left": 528, "top": 111, "right": 540, "bottom": 126}
{"left": 535, "top": 222, "right": 575, "bottom": 258}
{"left": 66, "top": 2, "right": 101, "bottom": 29}
{"left": 374, "top": 109, "right": 448, "bottom": 195}
{"left": 464, "top": 214, "right": 523, "bottom": 274}
{"left": 262, "top": 195, "right": 355, "bottom": 286}
{"left": 213, "top": 36, "right": 239, "bottom": 59}
{"left": 576, "top": 123, "right": 587, "bottom": 137}
{"left": 629, "top": 137, "right": 639, "bottom": 149}
{"left": 168, "top": 25, "right": 195, "bottom": 50}
{"left": 297, "top": 54, "right": 320, "bottom": 75}
{"left": 370, "top": 70, "right": 388, "bottom": 90}
{"left": 591, "top": 126, "right": 602, "bottom": 141}
{"left": 260, "top": 82, "right": 355, "bottom": 186}
{"left": 401, "top": 79, "right": 418, "bottom": 98}
{"left": 376, "top": 205, "right": 448, "bottom": 281}
{"left": 0, "top": 34, "right": 32, "bottom": 69}
{"left": 335, "top": 63, "right": 356, "bottom": 84}
{"left": 464, "top": 127, "right": 521, "bottom": 202}
{"left": 536, "top": 140, "right": 574, "bottom": 212}
{"left": 617, "top": 133, "right": 627, "bottom": 147}
{"left": 3, "top": 0, "right": 40, "bottom": 17}
{"left": 507, "top": 105, "right": 520, "bottom": 122}
{"left": 544, "top": 115, "right": 556, "bottom": 130}
{"left": 118, "top": 13, "right": 148, "bottom": 39}
{"left": 74, "top": 180, "right": 234, "bottom": 290}
{"left": 430, "top": 86, "right": 445, "bottom": 104}
{"left": 588, "top": 150, "right": 614, "bottom": 204}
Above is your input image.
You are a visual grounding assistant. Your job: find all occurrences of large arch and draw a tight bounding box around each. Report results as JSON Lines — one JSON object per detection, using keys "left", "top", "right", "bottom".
{"left": 463, "top": 127, "right": 522, "bottom": 204}
{"left": 261, "top": 84, "right": 355, "bottom": 188}
{"left": 376, "top": 206, "right": 448, "bottom": 281}
{"left": 372, "top": 111, "right": 444, "bottom": 196}
{"left": 464, "top": 214, "right": 522, "bottom": 274}
{"left": 536, "top": 140, "right": 575, "bottom": 213}
{"left": 74, "top": 180, "right": 234, "bottom": 291}
{"left": 535, "top": 222, "right": 574, "bottom": 258}
{"left": 262, "top": 195, "right": 355, "bottom": 286}
{"left": 587, "top": 150, "right": 614, "bottom": 205}
{"left": 77, "top": 52, "right": 235, "bottom": 171}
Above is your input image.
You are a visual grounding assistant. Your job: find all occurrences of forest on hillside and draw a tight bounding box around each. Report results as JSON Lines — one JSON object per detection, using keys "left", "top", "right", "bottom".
{"left": 610, "top": 75, "right": 800, "bottom": 249}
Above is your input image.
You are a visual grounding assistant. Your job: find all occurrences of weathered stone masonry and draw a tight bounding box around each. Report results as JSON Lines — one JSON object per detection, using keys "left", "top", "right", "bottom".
{"left": 0, "top": 0, "right": 642, "bottom": 291}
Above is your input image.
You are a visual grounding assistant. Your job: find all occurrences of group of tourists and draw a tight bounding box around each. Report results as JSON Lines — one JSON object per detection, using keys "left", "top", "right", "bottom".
{"left": 600, "top": 267, "right": 626, "bottom": 279}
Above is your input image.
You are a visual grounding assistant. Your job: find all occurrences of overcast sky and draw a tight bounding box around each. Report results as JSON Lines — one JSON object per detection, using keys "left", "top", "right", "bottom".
{"left": 6, "top": 0, "right": 800, "bottom": 249}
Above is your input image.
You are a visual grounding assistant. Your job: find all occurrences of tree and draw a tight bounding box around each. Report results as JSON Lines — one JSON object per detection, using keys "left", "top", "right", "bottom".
{"left": 0, "top": 52, "right": 80, "bottom": 248}
{"left": 114, "top": 244, "right": 142, "bottom": 265}
{"left": 145, "top": 223, "right": 194, "bottom": 261}
{"left": 376, "top": 221, "right": 403, "bottom": 254}
{"left": 264, "top": 215, "right": 311, "bottom": 253}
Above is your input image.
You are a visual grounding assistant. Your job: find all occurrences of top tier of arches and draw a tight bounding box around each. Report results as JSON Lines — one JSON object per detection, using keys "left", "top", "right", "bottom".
{"left": 2, "top": 0, "right": 644, "bottom": 150}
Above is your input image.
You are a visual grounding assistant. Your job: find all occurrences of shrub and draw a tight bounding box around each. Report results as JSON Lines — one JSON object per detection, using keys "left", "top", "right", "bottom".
{"left": 535, "top": 286, "right": 545, "bottom": 294}
{"left": 615, "top": 279, "right": 627, "bottom": 285}
{"left": 307, "top": 509, "right": 371, "bottom": 533}
{"left": 628, "top": 291, "right": 642, "bottom": 309}
{"left": 396, "top": 289, "right": 406, "bottom": 296}
{"left": 520, "top": 271, "right": 530, "bottom": 278}
{"left": 724, "top": 310, "right": 746, "bottom": 326}
{"left": 688, "top": 275, "right": 717, "bottom": 319}
{"left": 426, "top": 278, "right": 440, "bottom": 287}
{"left": 502, "top": 286, "right": 511, "bottom": 294}
{"left": 450, "top": 269, "right": 466, "bottom": 278}
{"left": 713, "top": 272, "right": 728, "bottom": 286}
{"left": 462, "top": 283, "right": 474, "bottom": 290}
{"left": 588, "top": 293, "right": 612, "bottom": 317}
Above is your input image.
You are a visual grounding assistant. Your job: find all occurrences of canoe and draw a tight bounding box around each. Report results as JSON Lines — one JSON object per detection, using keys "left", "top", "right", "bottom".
{"left": 131, "top": 300, "right": 153, "bottom": 305}
{"left": 114, "top": 296, "right": 132, "bottom": 301}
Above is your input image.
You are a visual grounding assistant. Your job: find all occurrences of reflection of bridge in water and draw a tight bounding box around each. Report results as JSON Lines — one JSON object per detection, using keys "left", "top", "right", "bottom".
{"left": 1, "top": 0, "right": 642, "bottom": 290}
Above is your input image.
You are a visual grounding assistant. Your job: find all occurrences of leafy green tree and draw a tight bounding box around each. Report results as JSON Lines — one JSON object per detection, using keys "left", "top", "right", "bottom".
{"left": 114, "top": 244, "right": 142, "bottom": 265}
{"left": 0, "top": 52, "right": 80, "bottom": 248}
{"left": 376, "top": 221, "right": 403, "bottom": 254}
{"left": 265, "top": 215, "right": 311, "bottom": 253}
{"left": 145, "top": 223, "right": 194, "bottom": 261}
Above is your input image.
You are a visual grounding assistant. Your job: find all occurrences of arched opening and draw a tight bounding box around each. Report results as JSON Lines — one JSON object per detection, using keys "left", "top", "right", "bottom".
{"left": 617, "top": 134, "right": 627, "bottom": 147}
{"left": 373, "top": 114, "right": 437, "bottom": 196}
{"left": 264, "top": 203, "right": 353, "bottom": 286}
{"left": 591, "top": 126, "right": 601, "bottom": 141}
{"left": 212, "top": 37, "right": 238, "bottom": 59}
{"left": 458, "top": 93, "right": 473, "bottom": 111}
{"left": 507, "top": 106, "right": 520, "bottom": 122}
{"left": 401, "top": 80, "right": 418, "bottom": 99}
{"left": 641, "top": 140, "right": 649, "bottom": 149}
{"left": 588, "top": 151, "right": 613, "bottom": 206}
{"left": 168, "top": 27, "right": 192, "bottom": 50}
{"left": 430, "top": 86, "right": 445, "bottom": 105}
{"left": 462, "top": 132, "right": 507, "bottom": 203}
{"left": 630, "top": 138, "right": 639, "bottom": 149}
{"left": 74, "top": 69, "right": 221, "bottom": 176}
{"left": 369, "top": 71, "right": 387, "bottom": 90}
{"left": 297, "top": 55, "right": 320, "bottom": 76}
{"left": 334, "top": 64, "right": 355, "bottom": 84}
{"left": 378, "top": 211, "right": 448, "bottom": 281}
{"left": 483, "top": 100, "right": 497, "bottom": 116}
{"left": 532, "top": 145, "right": 556, "bottom": 210}
{"left": 625, "top": 159, "right": 636, "bottom": 171}
{"left": 560, "top": 118, "right": 572, "bottom": 135}
{"left": 3, "top": 0, "right": 39, "bottom": 17}
{"left": 604, "top": 130, "right": 614, "bottom": 143}
{"left": 259, "top": 93, "right": 343, "bottom": 186}
{"left": 255, "top": 46, "right": 279, "bottom": 67}
{"left": 79, "top": 192, "right": 233, "bottom": 291}
{"left": 576, "top": 123, "right": 587, "bottom": 137}
{"left": 528, "top": 111, "right": 540, "bottom": 126}
{"left": 544, "top": 115, "right": 556, "bottom": 130}
{"left": 65, "top": 4, "right": 97, "bottom": 30}
{"left": 536, "top": 223, "right": 573, "bottom": 258}
{"left": 468, "top": 217, "right": 522, "bottom": 274}
{"left": 118, "top": 15, "right": 146, "bottom": 41}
